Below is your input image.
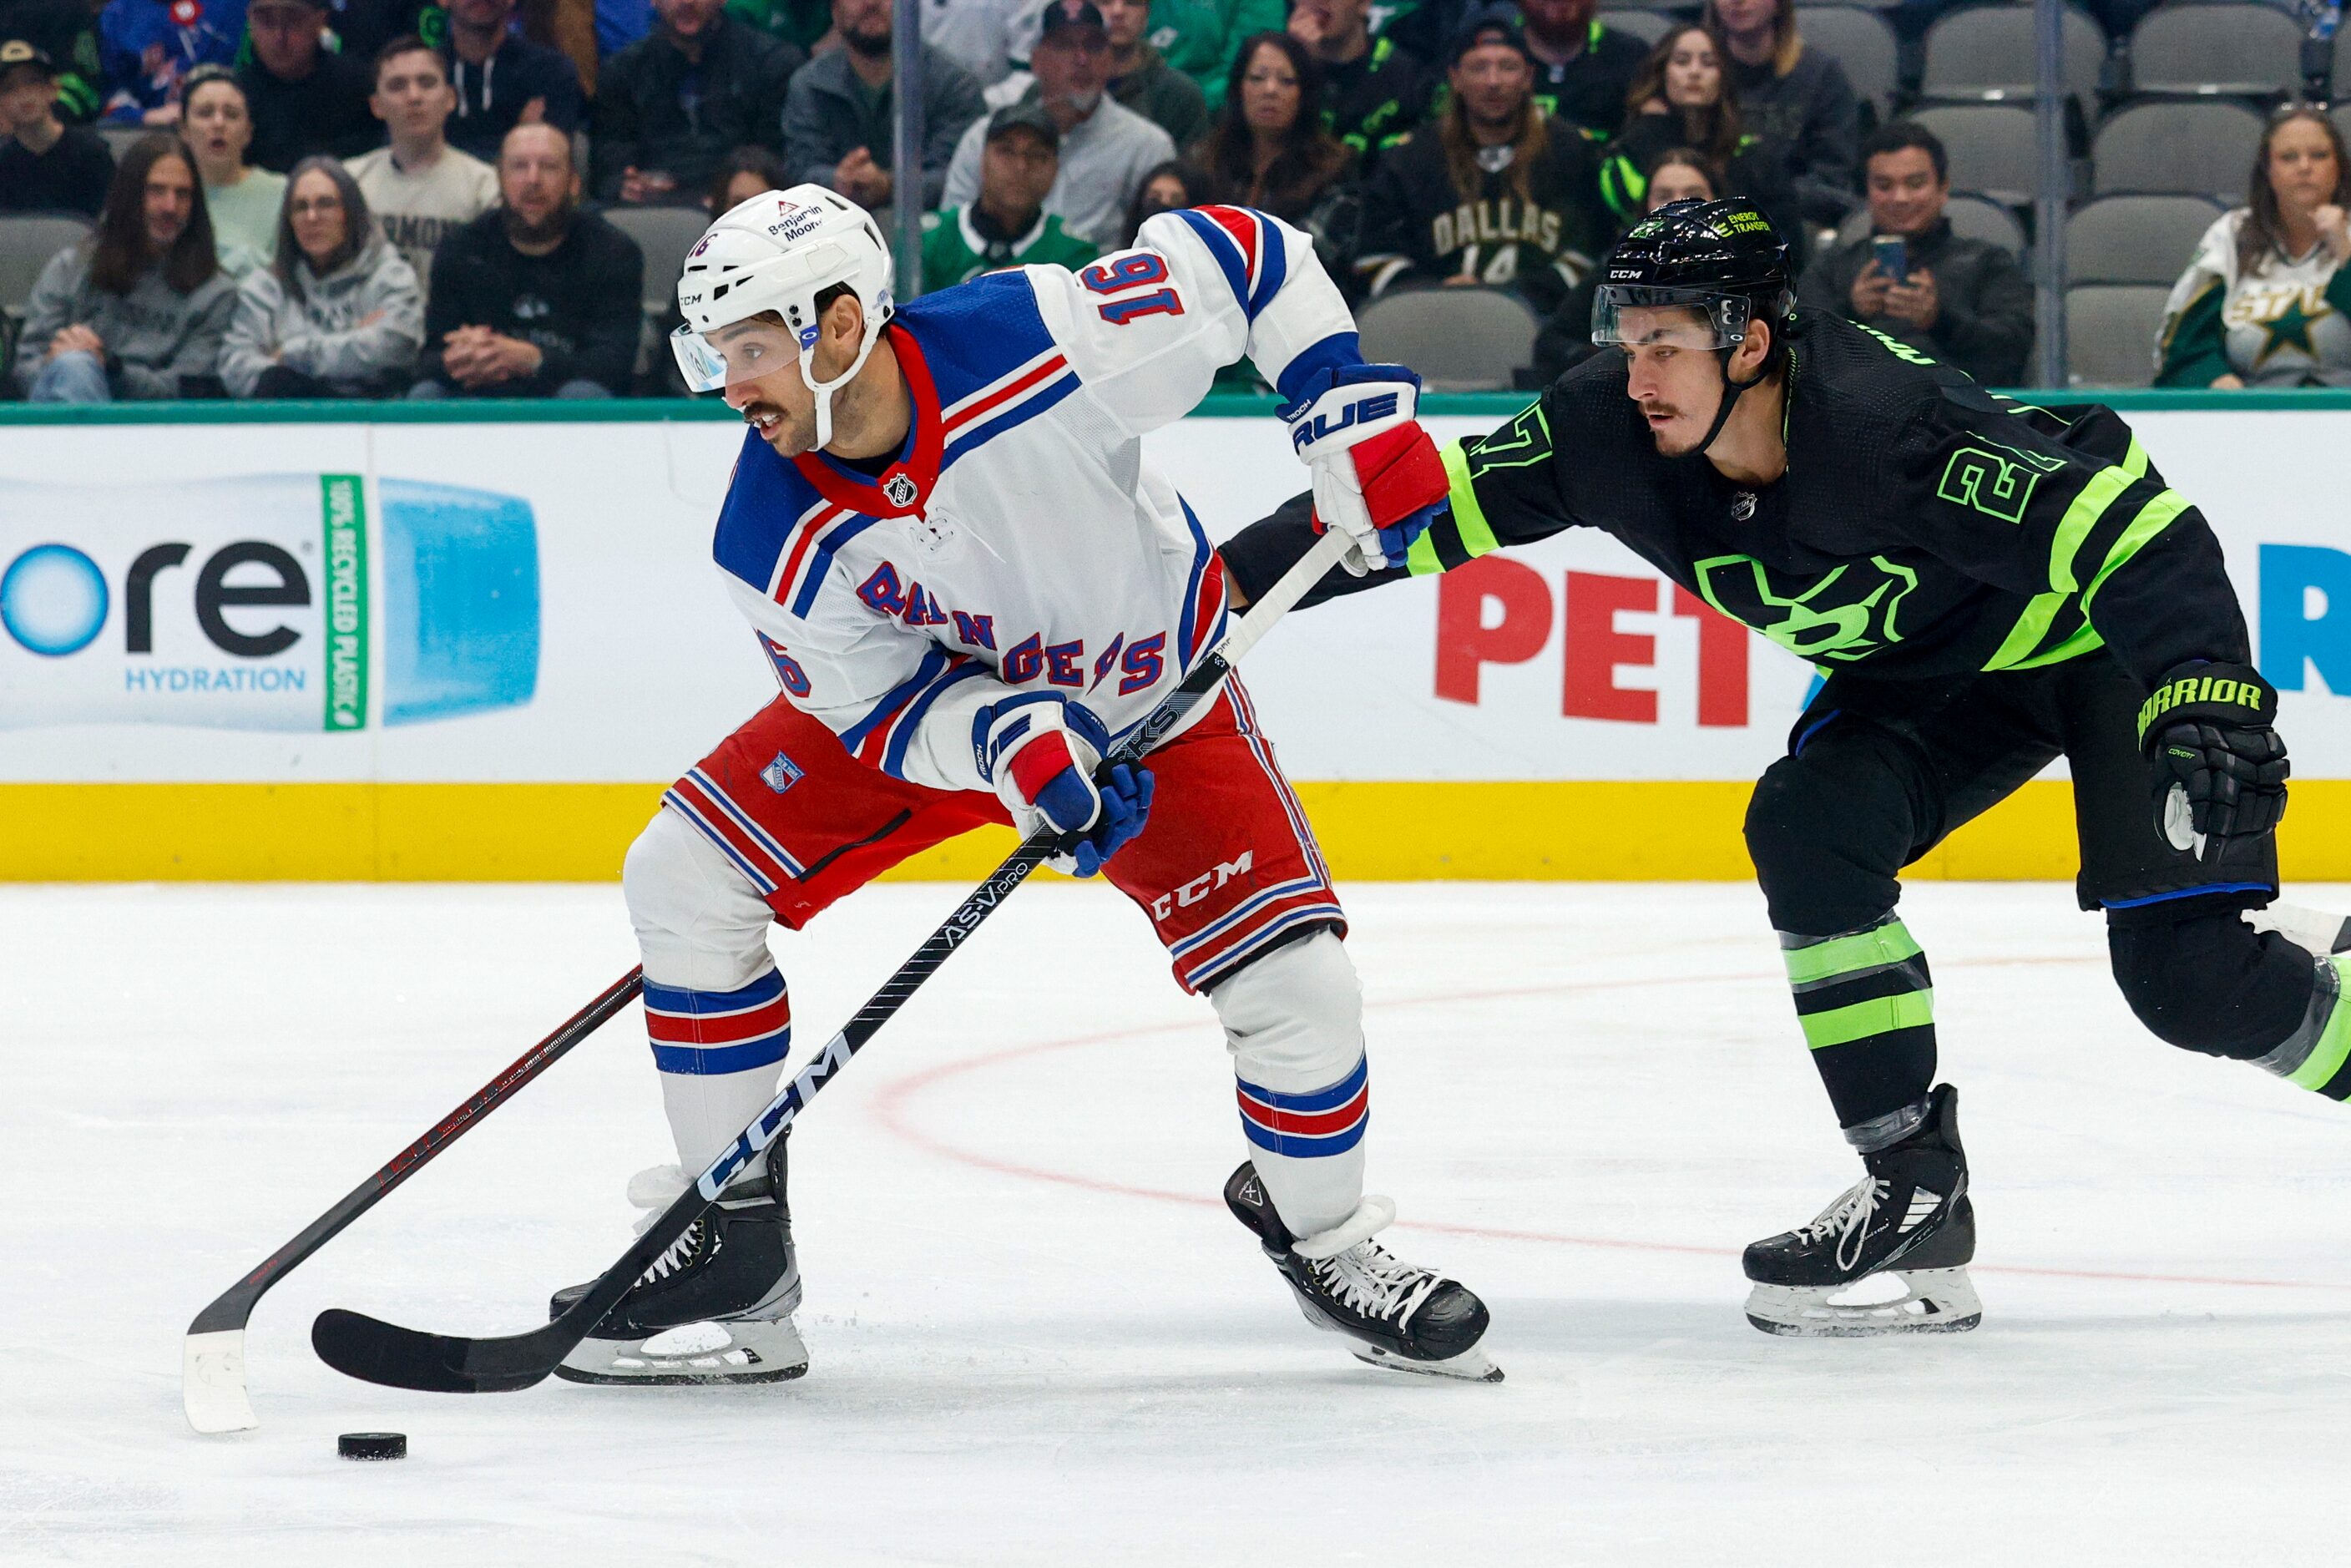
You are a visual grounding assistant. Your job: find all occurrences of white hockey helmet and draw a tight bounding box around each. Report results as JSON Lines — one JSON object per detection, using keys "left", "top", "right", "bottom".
{"left": 670, "top": 184, "right": 896, "bottom": 449}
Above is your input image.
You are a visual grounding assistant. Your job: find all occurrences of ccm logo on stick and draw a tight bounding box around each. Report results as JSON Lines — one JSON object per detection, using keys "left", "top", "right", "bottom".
{"left": 1434, "top": 559, "right": 1750, "bottom": 726}
{"left": 1150, "top": 851, "right": 1254, "bottom": 921}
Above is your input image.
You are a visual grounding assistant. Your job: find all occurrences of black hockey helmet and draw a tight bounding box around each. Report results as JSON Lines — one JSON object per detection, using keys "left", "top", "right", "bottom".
{"left": 1591, "top": 197, "right": 1794, "bottom": 353}
{"left": 1591, "top": 197, "right": 1796, "bottom": 457}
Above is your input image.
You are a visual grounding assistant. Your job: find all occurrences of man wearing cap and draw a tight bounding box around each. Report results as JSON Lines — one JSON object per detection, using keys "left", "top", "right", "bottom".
{"left": 943, "top": 1, "right": 1174, "bottom": 249}
{"left": 0, "top": 39, "right": 113, "bottom": 214}
{"left": 0, "top": 0, "right": 101, "bottom": 120}
{"left": 237, "top": 0, "right": 381, "bottom": 169}
{"left": 781, "top": 0, "right": 985, "bottom": 211}
{"left": 1352, "top": 3, "right": 1607, "bottom": 316}
{"left": 920, "top": 102, "right": 1097, "bottom": 290}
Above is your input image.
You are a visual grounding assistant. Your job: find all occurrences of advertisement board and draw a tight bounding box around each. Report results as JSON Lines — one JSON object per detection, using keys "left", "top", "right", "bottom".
{"left": 0, "top": 398, "right": 2343, "bottom": 880}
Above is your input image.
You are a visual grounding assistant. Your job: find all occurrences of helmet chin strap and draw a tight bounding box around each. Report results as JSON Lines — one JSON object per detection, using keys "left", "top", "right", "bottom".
{"left": 799, "top": 321, "right": 887, "bottom": 453}
{"left": 1690, "top": 346, "right": 1769, "bottom": 459}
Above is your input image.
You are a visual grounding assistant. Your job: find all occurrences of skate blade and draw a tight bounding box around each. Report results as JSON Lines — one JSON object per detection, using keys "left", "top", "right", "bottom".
{"left": 1351, "top": 1343, "right": 1504, "bottom": 1383}
{"left": 554, "top": 1316, "right": 811, "bottom": 1386}
{"left": 1744, "top": 1267, "right": 1983, "bottom": 1338}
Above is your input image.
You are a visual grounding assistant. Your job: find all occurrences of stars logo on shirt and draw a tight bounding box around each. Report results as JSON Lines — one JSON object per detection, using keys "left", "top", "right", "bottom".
{"left": 2254, "top": 292, "right": 2328, "bottom": 367}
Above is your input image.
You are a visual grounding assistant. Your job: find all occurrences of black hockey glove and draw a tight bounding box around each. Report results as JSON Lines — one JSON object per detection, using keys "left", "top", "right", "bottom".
{"left": 2137, "top": 662, "right": 2289, "bottom": 853}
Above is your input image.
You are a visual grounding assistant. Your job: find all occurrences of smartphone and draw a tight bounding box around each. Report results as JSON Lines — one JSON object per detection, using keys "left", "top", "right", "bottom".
{"left": 1873, "top": 235, "right": 1909, "bottom": 285}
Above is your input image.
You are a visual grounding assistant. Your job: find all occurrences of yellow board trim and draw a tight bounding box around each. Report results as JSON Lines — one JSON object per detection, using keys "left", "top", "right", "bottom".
{"left": 5, "top": 780, "right": 2350, "bottom": 882}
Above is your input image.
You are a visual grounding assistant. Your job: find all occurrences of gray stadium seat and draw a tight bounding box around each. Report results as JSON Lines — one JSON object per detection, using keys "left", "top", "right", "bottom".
{"left": 1357, "top": 286, "right": 1541, "bottom": 392}
{"left": 0, "top": 213, "right": 92, "bottom": 315}
{"left": 1908, "top": 104, "right": 2040, "bottom": 204}
{"left": 96, "top": 124, "right": 149, "bottom": 160}
{"left": 603, "top": 203, "right": 712, "bottom": 318}
{"left": 2091, "top": 100, "right": 2265, "bottom": 200}
{"left": 1796, "top": 7, "right": 1899, "bottom": 120}
{"left": 2335, "top": 101, "right": 2351, "bottom": 152}
{"left": 1605, "top": 9, "right": 1676, "bottom": 46}
{"left": 2065, "top": 283, "right": 2172, "bottom": 387}
{"left": 1919, "top": 5, "right": 2103, "bottom": 102}
{"left": 2065, "top": 193, "right": 2225, "bottom": 284}
{"left": 1944, "top": 192, "right": 2028, "bottom": 255}
{"left": 2130, "top": 4, "right": 2303, "bottom": 97}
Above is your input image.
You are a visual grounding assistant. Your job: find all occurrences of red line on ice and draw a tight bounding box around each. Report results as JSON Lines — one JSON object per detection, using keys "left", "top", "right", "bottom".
{"left": 867, "top": 958, "right": 2351, "bottom": 1294}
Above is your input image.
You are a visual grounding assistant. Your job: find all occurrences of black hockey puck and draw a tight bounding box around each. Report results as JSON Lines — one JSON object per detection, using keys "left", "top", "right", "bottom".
{"left": 337, "top": 1432, "right": 407, "bottom": 1461}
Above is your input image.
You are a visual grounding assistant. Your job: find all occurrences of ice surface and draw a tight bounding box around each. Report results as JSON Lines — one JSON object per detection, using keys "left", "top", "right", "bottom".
{"left": 8, "top": 880, "right": 2351, "bottom": 1565}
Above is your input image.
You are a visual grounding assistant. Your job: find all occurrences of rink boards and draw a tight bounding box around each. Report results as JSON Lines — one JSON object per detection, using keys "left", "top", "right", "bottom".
{"left": 0, "top": 394, "right": 2345, "bottom": 881}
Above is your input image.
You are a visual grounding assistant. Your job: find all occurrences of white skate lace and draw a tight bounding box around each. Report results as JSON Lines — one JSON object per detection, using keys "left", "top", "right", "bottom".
{"left": 1797, "top": 1177, "right": 1888, "bottom": 1273}
{"left": 1309, "top": 1242, "right": 1440, "bottom": 1326}
{"left": 633, "top": 1219, "right": 703, "bottom": 1287}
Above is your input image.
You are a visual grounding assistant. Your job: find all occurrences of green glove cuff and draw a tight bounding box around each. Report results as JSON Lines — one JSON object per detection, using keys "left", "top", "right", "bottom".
{"left": 2136, "top": 662, "right": 2278, "bottom": 751}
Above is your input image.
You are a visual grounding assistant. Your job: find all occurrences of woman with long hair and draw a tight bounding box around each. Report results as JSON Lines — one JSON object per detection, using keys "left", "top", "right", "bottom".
{"left": 1119, "top": 158, "right": 1208, "bottom": 248}
{"left": 10, "top": 133, "right": 236, "bottom": 401}
{"left": 2159, "top": 105, "right": 2351, "bottom": 387}
{"left": 178, "top": 65, "right": 284, "bottom": 279}
{"left": 1600, "top": 26, "right": 1801, "bottom": 253}
{"left": 221, "top": 154, "right": 424, "bottom": 398}
{"left": 1194, "top": 32, "right": 1353, "bottom": 224}
{"left": 1701, "top": 0, "right": 1859, "bottom": 226}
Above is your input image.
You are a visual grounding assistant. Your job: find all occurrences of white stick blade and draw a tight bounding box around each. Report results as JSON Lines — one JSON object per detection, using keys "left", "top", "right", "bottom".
{"left": 184, "top": 1329, "right": 257, "bottom": 1434}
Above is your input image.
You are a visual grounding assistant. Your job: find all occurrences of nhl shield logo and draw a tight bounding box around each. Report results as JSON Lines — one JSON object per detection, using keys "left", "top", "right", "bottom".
{"left": 761, "top": 751, "right": 805, "bottom": 793}
{"left": 882, "top": 472, "right": 919, "bottom": 509}
{"left": 1730, "top": 491, "right": 1757, "bottom": 522}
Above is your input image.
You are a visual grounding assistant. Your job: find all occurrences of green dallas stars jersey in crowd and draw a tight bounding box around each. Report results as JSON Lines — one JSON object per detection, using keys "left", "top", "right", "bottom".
{"left": 1221, "top": 311, "right": 2251, "bottom": 690}
{"left": 918, "top": 205, "right": 1100, "bottom": 292}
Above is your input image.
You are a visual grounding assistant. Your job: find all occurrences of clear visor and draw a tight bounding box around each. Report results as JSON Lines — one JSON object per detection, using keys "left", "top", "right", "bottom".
{"left": 1590, "top": 286, "right": 1752, "bottom": 350}
{"left": 670, "top": 317, "right": 812, "bottom": 393}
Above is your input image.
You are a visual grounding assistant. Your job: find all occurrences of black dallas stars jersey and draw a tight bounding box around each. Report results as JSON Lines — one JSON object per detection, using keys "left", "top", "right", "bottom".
{"left": 1225, "top": 313, "right": 2251, "bottom": 688}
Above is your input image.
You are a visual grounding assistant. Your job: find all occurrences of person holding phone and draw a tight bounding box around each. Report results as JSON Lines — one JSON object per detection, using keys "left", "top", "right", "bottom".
{"left": 1797, "top": 119, "right": 2033, "bottom": 387}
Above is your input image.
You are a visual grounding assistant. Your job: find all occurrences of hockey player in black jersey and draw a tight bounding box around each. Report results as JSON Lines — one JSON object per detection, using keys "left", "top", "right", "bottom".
{"left": 1222, "top": 198, "right": 2348, "bottom": 1336}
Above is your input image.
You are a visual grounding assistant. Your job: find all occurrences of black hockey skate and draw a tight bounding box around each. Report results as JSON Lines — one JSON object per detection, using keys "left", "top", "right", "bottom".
{"left": 1743, "top": 1083, "right": 1980, "bottom": 1337}
{"left": 1224, "top": 1161, "right": 1501, "bottom": 1382}
{"left": 550, "top": 1139, "right": 808, "bottom": 1384}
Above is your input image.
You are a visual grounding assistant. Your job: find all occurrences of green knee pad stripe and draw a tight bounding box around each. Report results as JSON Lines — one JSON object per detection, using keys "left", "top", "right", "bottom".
{"left": 1782, "top": 920, "right": 1924, "bottom": 989}
{"left": 2289, "top": 958, "right": 2351, "bottom": 1092}
{"left": 1800, "top": 989, "right": 1937, "bottom": 1050}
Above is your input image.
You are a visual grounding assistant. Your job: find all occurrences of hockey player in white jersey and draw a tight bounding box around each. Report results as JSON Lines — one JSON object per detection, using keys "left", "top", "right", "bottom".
{"left": 549, "top": 184, "right": 1501, "bottom": 1385}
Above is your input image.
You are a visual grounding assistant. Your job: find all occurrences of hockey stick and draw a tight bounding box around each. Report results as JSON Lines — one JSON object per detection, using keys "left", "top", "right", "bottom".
{"left": 311, "top": 526, "right": 1356, "bottom": 1395}
{"left": 182, "top": 966, "right": 645, "bottom": 1432}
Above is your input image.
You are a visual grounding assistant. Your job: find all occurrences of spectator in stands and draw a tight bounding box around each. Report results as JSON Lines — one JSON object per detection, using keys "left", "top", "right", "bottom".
{"left": 444, "top": 0, "right": 586, "bottom": 164}
{"left": 238, "top": 0, "right": 380, "bottom": 170}
{"left": 1352, "top": 6, "right": 1606, "bottom": 318}
{"left": 1639, "top": 146, "right": 1718, "bottom": 214}
{"left": 346, "top": 38, "right": 498, "bottom": 307}
{"left": 921, "top": 103, "right": 1096, "bottom": 289}
{"left": 1701, "top": 0, "right": 1857, "bottom": 227}
{"left": 1146, "top": 0, "right": 1282, "bottom": 113}
{"left": 783, "top": 0, "right": 983, "bottom": 210}
{"left": 2159, "top": 107, "right": 2351, "bottom": 390}
{"left": 13, "top": 134, "right": 235, "bottom": 398}
{"left": 181, "top": 67, "right": 284, "bottom": 277}
{"left": 705, "top": 142, "right": 788, "bottom": 210}
{"left": 0, "top": 0, "right": 101, "bottom": 120}
{"left": 1519, "top": 0, "right": 1644, "bottom": 139}
{"left": 97, "top": 0, "right": 244, "bottom": 125}
{"left": 1289, "top": 0, "right": 1427, "bottom": 171}
{"left": 1095, "top": 0, "right": 1205, "bottom": 150}
{"left": 1, "top": 38, "right": 113, "bottom": 215}
{"left": 221, "top": 154, "right": 422, "bottom": 395}
{"left": 730, "top": 0, "right": 831, "bottom": 55}
{"left": 921, "top": 0, "right": 1037, "bottom": 87}
{"left": 410, "top": 122, "right": 643, "bottom": 397}
{"left": 1115, "top": 154, "right": 1200, "bottom": 245}
{"left": 1798, "top": 120, "right": 2031, "bottom": 386}
{"left": 594, "top": 0, "right": 801, "bottom": 207}
{"left": 1195, "top": 33, "right": 1353, "bottom": 263}
{"left": 1600, "top": 27, "right": 1799, "bottom": 254}
{"left": 945, "top": 2, "right": 1172, "bottom": 246}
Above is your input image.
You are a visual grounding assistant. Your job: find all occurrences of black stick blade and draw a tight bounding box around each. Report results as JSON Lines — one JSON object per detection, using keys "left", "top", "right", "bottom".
{"left": 311, "top": 1308, "right": 556, "bottom": 1394}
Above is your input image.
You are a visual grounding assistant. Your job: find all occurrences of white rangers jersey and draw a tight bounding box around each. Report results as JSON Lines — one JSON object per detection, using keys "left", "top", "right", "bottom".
{"left": 709, "top": 205, "right": 1360, "bottom": 792}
